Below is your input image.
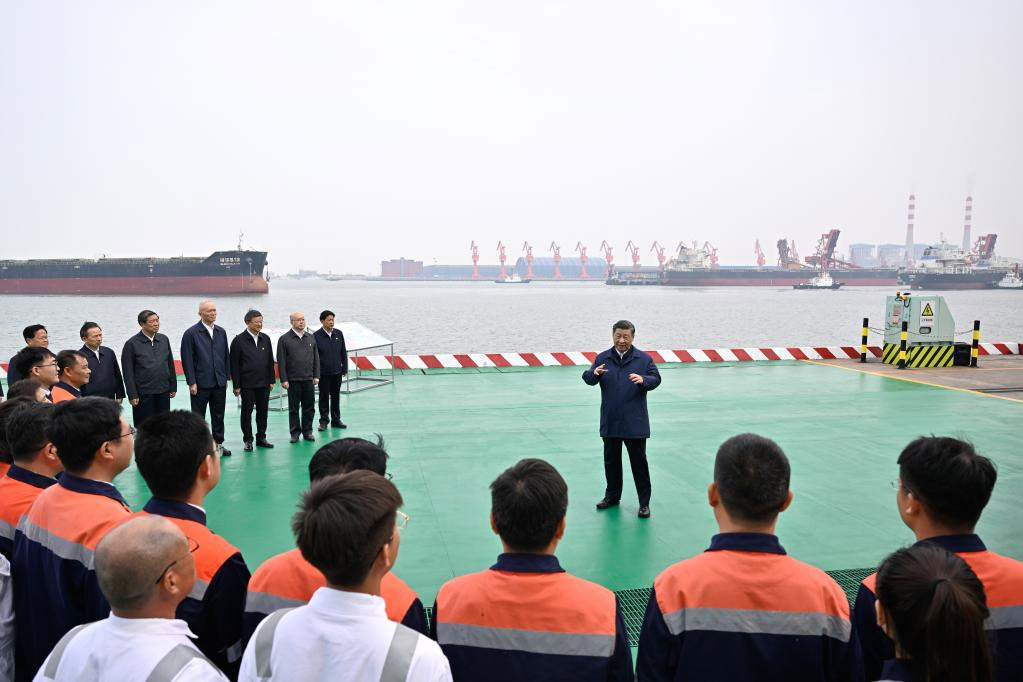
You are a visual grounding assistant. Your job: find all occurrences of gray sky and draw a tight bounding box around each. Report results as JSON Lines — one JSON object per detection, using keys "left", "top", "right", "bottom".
{"left": 2, "top": 1, "right": 1020, "bottom": 274}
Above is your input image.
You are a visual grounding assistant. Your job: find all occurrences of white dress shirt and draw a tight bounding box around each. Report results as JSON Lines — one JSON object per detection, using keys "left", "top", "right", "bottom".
{"left": 239, "top": 587, "right": 451, "bottom": 682}
{"left": 34, "top": 615, "right": 227, "bottom": 681}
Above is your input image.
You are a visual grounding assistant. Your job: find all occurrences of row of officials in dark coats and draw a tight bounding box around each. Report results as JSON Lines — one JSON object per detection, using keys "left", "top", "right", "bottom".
{"left": 0, "top": 302, "right": 351, "bottom": 452}
{"left": 1, "top": 387, "right": 1021, "bottom": 681}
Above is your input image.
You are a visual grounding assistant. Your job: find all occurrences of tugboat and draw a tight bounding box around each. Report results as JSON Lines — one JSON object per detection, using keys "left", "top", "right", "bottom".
{"left": 995, "top": 265, "right": 1023, "bottom": 289}
{"left": 793, "top": 271, "right": 842, "bottom": 290}
{"left": 494, "top": 274, "right": 531, "bottom": 284}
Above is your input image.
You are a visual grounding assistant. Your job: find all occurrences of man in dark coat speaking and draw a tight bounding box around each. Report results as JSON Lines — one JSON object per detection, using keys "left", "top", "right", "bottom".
{"left": 582, "top": 320, "right": 661, "bottom": 518}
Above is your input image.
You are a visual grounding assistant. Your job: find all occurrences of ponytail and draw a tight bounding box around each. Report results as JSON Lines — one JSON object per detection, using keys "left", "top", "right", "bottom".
{"left": 876, "top": 544, "right": 993, "bottom": 682}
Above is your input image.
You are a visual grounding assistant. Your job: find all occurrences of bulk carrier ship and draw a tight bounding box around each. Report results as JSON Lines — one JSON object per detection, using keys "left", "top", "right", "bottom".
{"left": 0, "top": 249, "right": 269, "bottom": 295}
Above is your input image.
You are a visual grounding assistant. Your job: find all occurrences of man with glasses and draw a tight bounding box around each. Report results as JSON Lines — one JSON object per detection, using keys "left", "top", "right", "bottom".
{"left": 134, "top": 410, "right": 251, "bottom": 678}
{"left": 122, "top": 310, "right": 177, "bottom": 427}
{"left": 243, "top": 437, "right": 427, "bottom": 647}
{"left": 852, "top": 436, "right": 1023, "bottom": 681}
{"left": 10, "top": 347, "right": 58, "bottom": 401}
{"left": 33, "top": 515, "right": 227, "bottom": 681}
{"left": 239, "top": 470, "right": 450, "bottom": 681}
{"left": 12, "top": 398, "right": 133, "bottom": 681}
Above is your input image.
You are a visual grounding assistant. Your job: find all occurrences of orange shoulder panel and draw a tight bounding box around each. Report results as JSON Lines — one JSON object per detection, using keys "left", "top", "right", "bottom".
{"left": 0, "top": 477, "right": 45, "bottom": 527}
{"left": 382, "top": 571, "right": 419, "bottom": 621}
{"left": 24, "top": 484, "right": 131, "bottom": 550}
{"left": 437, "top": 570, "right": 616, "bottom": 635}
{"left": 50, "top": 387, "right": 77, "bottom": 403}
{"left": 135, "top": 512, "right": 240, "bottom": 581}
{"left": 249, "top": 548, "right": 325, "bottom": 602}
{"left": 961, "top": 551, "right": 1023, "bottom": 608}
{"left": 654, "top": 551, "right": 850, "bottom": 618}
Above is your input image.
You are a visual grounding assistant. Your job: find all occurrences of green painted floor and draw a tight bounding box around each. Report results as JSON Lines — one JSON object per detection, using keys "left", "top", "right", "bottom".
{"left": 112, "top": 361, "right": 1023, "bottom": 609}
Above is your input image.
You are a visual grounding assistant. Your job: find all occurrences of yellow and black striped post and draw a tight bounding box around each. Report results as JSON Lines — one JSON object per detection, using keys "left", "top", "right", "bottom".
{"left": 860, "top": 317, "right": 869, "bottom": 363}
{"left": 971, "top": 320, "right": 980, "bottom": 368}
{"left": 898, "top": 321, "right": 908, "bottom": 369}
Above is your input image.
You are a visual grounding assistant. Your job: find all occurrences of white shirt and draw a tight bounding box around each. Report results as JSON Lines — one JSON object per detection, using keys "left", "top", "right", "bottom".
{"left": 202, "top": 322, "right": 216, "bottom": 339}
{"left": 247, "top": 330, "right": 260, "bottom": 345}
{"left": 85, "top": 345, "right": 102, "bottom": 360}
{"left": 239, "top": 587, "right": 451, "bottom": 682}
{"left": 0, "top": 555, "right": 12, "bottom": 682}
{"left": 34, "top": 615, "right": 227, "bottom": 681}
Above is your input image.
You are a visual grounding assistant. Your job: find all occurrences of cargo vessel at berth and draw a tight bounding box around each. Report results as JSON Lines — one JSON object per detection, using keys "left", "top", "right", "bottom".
{"left": 0, "top": 250, "right": 269, "bottom": 295}
{"left": 658, "top": 234, "right": 899, "bottom": 287}
{"left": 896, "top": 237, "right": 1007, "bottom": 290}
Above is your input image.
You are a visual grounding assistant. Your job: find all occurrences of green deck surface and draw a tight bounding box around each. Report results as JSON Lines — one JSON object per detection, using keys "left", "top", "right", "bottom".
{"left": 109, "top": 361, "right": 1022, "bottom": 614}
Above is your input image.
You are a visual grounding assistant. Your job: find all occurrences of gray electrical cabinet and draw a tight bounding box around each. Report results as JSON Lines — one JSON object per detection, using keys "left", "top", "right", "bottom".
{"left": 884, "top": 294, "right": 956, "bottom": 346}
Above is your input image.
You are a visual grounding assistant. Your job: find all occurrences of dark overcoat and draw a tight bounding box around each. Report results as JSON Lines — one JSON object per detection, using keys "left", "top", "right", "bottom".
{"left": 582, "top": 346, "right": 661, "bottom": 438}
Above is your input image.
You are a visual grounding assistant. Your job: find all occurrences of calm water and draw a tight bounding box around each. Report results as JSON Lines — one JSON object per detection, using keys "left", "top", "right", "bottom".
{"left": 2, "top": 279, "right": 1022, "bottom": 359}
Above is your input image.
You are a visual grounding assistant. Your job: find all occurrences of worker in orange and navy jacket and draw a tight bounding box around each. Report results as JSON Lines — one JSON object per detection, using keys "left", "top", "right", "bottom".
{"left": 0, "top": 401, "right": 61, "bottom": 560}
{"left": 134, "top": 410, "right": 251, "bottom": 679}
{"left": 12, "top": 398, "right": 134, "bottom": 681}
{"left": 50, "top": 350, "right": 91, "bottom": 403}
{"left": 431, "top": 458, "right": 633, "bottom": 682}
{"left": 852, "top": 436, "right": 1023, "bottom": 682}
{"left": 636, "top": 434, "right": 863, "bottom": 682}
{"left": 242, "top": 435, "right": 427, "bottom": 644}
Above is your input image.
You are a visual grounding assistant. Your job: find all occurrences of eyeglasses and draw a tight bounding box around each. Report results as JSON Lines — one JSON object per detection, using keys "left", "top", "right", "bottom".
{"left": 154, "top": 536, "right": 200, "bottom": 584}
{"left": 37, "top": 362, "right": 58, "bottom": 369}
{"left": 111, "top": 427, "right": 136, "bottom": 441}
{"left": 890, "top": 479, "right": 914, "bottom": 496}
{"left": 396, "top": 510, "right": 410, "bottom": 530}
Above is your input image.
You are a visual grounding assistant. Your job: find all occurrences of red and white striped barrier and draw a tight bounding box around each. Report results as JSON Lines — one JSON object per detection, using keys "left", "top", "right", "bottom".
{"left": 2, "top": 343, "right": 1020, "bottom": 378}
{"left": 349, "top": 342, "right": 1023, "bottom": 371}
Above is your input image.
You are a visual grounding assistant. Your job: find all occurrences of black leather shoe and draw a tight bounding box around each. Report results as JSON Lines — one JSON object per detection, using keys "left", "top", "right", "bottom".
{"left": 256, "top": 439, "right": 274, "bottom": 449}
{"left": 289, "top": 435, "right": 300, "bottom": 444}
{"left": 220, "top": 446, "right": 232, "bottom": 456}
{"left": 243, "top": 442, "right": 254, "bottom": 452}
{"left": 317, "top": 421, "right": 327, "bottom": 432}
{"left": 638, "top": 506, "right": 651, "bottom": 518}
{"left": 595, "top": 498, "right": 620, "bottom": 510}
{"left": 331, "top": 421, "right": 347, "bottom": 429}
{"left": 303, "top": 433, "right": 316, "bottom": 442}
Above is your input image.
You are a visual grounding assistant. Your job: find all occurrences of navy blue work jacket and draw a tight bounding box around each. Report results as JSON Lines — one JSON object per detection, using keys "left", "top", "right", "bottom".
{"left": 180, "top": 322, "right": 231, "bottom": 389}
{"left": 314, "top": 327, "right": 348, "bottom": 376}
{"left": 582, "top": 347, "right": 661, "bottom": 438}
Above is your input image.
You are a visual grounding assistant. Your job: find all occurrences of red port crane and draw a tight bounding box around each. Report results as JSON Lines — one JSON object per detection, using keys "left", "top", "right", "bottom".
{"left": 497, "top": 241, "right": 508, "bottom": 279}
{"left": 522, "top": 241, "right": 535, "bottom": 279}
{"left": 804, "top": 229, "right": 856, "bottom": 271}
{"left": 549, "top": 242, "right": 562, "bottom": 279}
{"left": 600, "top": 240, "right": 614, "bottom": 279}
{"left": 703, "top": 242, "right": 719, "bottom": 268}
{"left": 754, "top": 240, "right": 766, "bottom": 267}
{"left": 625, "top": 240, "right": 641, "bottom": 271}
{"left": 575, "top": 242, "right": 589, "bottom": 279}
{"left": 470, "top": 241, "right": 480, "bottom": 279}
{"left": 651, "top": 241, "right": 667, "bottom": 271}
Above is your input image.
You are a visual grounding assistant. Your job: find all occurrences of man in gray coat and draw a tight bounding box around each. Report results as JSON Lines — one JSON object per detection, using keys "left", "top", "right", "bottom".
{"left": 122, "top": 310, "right": 177, "bottom": 426}
{"left": 276, "top": 312, "right": 320, "bottom": 443}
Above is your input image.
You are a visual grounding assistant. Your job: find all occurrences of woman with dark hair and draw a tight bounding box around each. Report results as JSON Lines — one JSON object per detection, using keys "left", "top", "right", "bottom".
{"left": 875, "top": 543, "right": 993, "bottom": 682}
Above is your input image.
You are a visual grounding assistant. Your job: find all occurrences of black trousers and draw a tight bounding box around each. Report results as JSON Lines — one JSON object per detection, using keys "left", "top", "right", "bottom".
{"left": 132, "top": 393, "right": 171, "bottom": 427}
{"left": 190, "top": 385, "right": 227, "bottom": 444}
{"left": 603, "top": 437, "right": 651, "bottom": 506}
{"left": 239, "top": 387, "right": 270, "bottom": 443}
{"left": 319, "top": 372, "right": 343, "bottom": 424}
{"left": 287, "top": 380, "right": 316, "bottom": 436}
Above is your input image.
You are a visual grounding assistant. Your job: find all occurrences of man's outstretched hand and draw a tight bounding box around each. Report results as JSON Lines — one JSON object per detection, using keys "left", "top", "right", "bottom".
{"left": 594, "top": 364, "right": 607, "bottom": 376}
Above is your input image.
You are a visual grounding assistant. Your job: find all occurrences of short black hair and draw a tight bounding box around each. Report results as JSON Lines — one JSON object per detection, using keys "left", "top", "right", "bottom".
{"left": 898, "top": 437, "right": 996, "bottom": 529}
{"left": 714, "top": 433, "right": 791, "bottom": 524}
{"left": 13, "top": 347, "right": 56, "bottom": 378}
{"left": 47, "top": 398, "right": 124, "bottom": 474}
{"left": 612, "top": 320, "right": 635, "bottom": 334}
{"left": 6, "top": 401, "right": 55, "bottom": 461}
{"left": 135, "top": 411, "right": 215, "bottom": 499}
{"left": 137, "top": 310, "right": 158, "bottom": 325}
{"left": 23, "top": 324, "right": 47, "bottom": 342}
{"left": 244, "top": 309, "right": 262, "bottom": 323}
{"left": 319, "top": 310, "right": 335, "bottom": 322}
{"left": 0, "top": 396, "right": 35, "bottom": 463}
{"left": 309, "top": 436, "right": 389, "bottom": 483}
{"left": 6, "top": 379, "right": 44, "bottom": 401}
{"left": 56, "top": 349, "right": 87, "bottom": 376}
{"left": 293, "top": 471, "right": 402, "bottom": 587}
{"left": 80, "top": 322, "right": 101, "bottom": 340}
{"left": 490, "top": 458, "right": 568, "bottom": 552}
